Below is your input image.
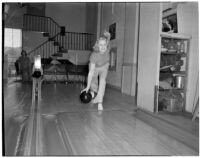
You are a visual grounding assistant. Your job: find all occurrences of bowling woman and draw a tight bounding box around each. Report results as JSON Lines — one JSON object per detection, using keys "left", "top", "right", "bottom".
{"left": 81, "top": 30, "right": 111, "bottom": 110}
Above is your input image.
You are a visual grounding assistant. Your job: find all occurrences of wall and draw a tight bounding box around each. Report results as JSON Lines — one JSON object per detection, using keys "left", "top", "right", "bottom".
{"left": 100, "top": 3, "right": 126, "bottom": 89}
{"left": 4, "top": 54, "right": 8, "bottom": 80}
{"left": 4, "top": 3, "right": 27, "bottom": 29}
{"left": 27, "top": 3, "right": 45, "bottom": 16}
{"left": 45, "top": 2, "right": 97, "bottom": 34}
{"left": 61, "top": 50, "right": 91, "bottom": 65}
{"left": 177, "top": 2, "right": 199, "bottom": 112}
{"left": 162, "top": 2, "right": 179, "bottom": 11}
{"left": 137, "top": 3, "right": 162, "bottom": 112}
{"left": 100, "top": 3, "right": 138, "bottom": 96}
{"left": 122, "top": 3, "right": 139, "bottom": 96}
{"left": 85, "top": 3, "right": 98, "bottom": 34}
{"left": 23, "top": 32, "right": 47, "bottom": 56}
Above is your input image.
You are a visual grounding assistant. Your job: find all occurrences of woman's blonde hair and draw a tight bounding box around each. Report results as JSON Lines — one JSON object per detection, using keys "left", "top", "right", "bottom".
{"left": 93, "top": 37, "right": 110, "bottom": 52}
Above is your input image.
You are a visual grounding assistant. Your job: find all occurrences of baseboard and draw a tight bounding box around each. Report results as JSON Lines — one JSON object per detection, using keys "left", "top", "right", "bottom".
{"left": 106, "top": 84, "right": 136, "bottom": 99}
{"left": 106, "top": 83, "right": 121, "bottom": 92}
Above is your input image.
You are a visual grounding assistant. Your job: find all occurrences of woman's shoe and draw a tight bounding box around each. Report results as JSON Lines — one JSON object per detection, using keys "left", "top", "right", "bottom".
{"left": 98, "top": 103, "right": 103, "bottom": 111}
{"left": 92, "top": 98, "right": 98, "bottom": 104}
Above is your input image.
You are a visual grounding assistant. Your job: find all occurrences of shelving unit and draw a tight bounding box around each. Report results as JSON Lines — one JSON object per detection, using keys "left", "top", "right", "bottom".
{"left": 158, "top": 32, "right": 191, "bottom": 113}
{"left": 137, "top": 3, "right": 197, "bottom": 114}
{"left": 159, "top": 88, "right": 184, "bottom": 91}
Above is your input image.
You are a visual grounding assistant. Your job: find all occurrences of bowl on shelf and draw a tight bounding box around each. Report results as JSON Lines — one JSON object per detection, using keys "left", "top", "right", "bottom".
{"left": 168, "top": 49, "right": 177, "bottom": 53}
{"left": 175, "top": 76, "right": 185, "bottom": 88}
{"left": 161, "top": 48, "right": 168, "bottom": 52}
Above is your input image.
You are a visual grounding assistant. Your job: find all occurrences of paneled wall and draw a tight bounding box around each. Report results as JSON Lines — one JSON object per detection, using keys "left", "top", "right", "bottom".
{"left": 100, "top": 3, "right": 126, "bottom": 89}
{"left": 137, "top": 3, "right": 162, "bottom": 112}
{"left": 177, "top": 3, "right": 199, "bottom": 112}
{"left": 100, "top": 3, "right": 139, "bottom": 96}
{"left": 122, "top": 3, "right": 139, "bottom": 96}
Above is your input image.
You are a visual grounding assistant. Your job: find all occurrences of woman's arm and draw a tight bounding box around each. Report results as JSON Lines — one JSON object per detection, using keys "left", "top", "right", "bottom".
{"left": 104, "top": 30, "right": 111, "bottom": 42}
{"left": 83, "top": 62, "right": 95, "bottom": 92}
{"left": 103, "top": 30, "right": 111, "bottom": 51}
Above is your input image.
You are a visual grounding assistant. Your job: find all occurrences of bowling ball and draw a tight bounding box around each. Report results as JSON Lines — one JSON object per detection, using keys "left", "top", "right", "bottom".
{"left": 80, "top": 91, "right": 92, "bottom": 104}
{"left": 32, "top": 70, "right": 41, "bottom": 78}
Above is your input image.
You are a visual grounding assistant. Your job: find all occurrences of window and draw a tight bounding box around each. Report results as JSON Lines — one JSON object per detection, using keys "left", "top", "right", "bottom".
{"left": 5, "top": 28, "right": 22, "bottom": 48}
{"left": 4, "top": 28, "right": 22, "bottom": 76}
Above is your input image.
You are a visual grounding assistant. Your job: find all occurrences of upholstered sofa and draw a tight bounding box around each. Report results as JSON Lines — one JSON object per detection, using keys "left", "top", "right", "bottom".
{"left": 41, "top": 58, "right": 88, "bottom": 83}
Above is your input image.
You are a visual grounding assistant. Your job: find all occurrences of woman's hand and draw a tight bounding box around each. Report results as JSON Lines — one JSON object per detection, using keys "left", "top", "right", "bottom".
{"left": 81, "top": 87, "right": 89, "bottom": 93}
{"left": 81, "top": 63, "right": 95, "bottom": 94}
{"left": 104, "top": 30, "right": 111, "bottom": 40}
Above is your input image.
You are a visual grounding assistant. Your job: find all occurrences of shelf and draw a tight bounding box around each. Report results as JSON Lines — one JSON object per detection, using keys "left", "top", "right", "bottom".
{"left": 160, "top": 71, "right": 186, "bottom": 75}
{"left": 160, "top": 32, "right": 191, "bottom": 40}
{"left": 159, "top": 88, "right": 184, "bottom": 92}
{"left": 161, "top": 52, "right": 186, "bottom": 57}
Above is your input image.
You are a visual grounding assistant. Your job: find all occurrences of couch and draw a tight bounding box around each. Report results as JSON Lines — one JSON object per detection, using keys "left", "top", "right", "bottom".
{"left": 42, "top": 58, "right": 88, "bottom": 83}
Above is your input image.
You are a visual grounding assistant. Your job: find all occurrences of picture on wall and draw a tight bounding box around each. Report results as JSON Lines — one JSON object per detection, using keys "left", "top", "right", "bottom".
{"left": 162, "top": 13, "right": 178, "bottom": 33}
{"left": 109, "top": 47, "right": 117, "bottom": 71}
{"left": 109, "top": 23, "right": 116, "bottom": 40}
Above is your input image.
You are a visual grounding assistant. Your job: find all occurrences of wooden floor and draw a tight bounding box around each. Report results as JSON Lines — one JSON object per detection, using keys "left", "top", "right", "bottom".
{"left": 3, "top": 79, "right": 199, "bottom": 156}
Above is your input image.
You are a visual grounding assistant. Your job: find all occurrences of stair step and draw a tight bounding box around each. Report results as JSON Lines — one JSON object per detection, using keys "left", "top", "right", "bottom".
{"left": 59, "top": 46, "right": 64, "bottom": 50}
{"left": 58, "top": 50, "right": 68, "bottom": 53}
{"left": 58, "top": 47, "right": 68, "bottom": 53}
{"left": 43, "top": 32, "right": 50, "bottom": 37}
{"left": 60, "top": 32, "right": 65, "bottom": 36}
{"left": 54, "top": 42, "right": 60, "bottom": 46}
{"left": 52, "top": 53, "right": 63, "bottom": 57}
{"left": 48, "top": 37, "right": 55, "bottom": 41}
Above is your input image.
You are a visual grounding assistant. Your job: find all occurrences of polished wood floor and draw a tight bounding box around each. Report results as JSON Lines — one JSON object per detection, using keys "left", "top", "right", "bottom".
{"left": 3, "top": 79, "right": 199, "bottom": 156}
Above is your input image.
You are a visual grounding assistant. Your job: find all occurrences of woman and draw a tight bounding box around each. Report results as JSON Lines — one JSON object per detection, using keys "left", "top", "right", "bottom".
{"left": 82, "top": 30, "right": 111, "bottom": 110}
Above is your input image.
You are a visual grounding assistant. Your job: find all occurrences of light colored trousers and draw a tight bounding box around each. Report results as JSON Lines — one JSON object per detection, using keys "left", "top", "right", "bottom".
{"left": 90, "top": 63, "right": 109, "bottom": 103}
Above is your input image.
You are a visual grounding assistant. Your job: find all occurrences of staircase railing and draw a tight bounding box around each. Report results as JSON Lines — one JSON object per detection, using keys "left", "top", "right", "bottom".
{"left": 23, "top": 14, "right": 60, "bottom": 37}
{"left": 28, "top": 33, "right": 59, "bottom": 60}
{"left": 24, "top": 14, "right": 95, "bottom": 60}
{"left": 56, "top": 32, "right": 95, "bottom": 50}
{"left": 28, "top": 32, "right": 95, "bottom": 60}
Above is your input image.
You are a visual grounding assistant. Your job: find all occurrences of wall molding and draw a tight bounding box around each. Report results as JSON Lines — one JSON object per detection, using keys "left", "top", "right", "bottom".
{"left": 106, "top": 83, "right": 121, "bottom": 92}
{"left": 122, "top": 63, "right": 134, "bottom": 67}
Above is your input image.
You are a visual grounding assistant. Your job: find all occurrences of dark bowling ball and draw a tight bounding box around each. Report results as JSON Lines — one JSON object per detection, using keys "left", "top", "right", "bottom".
{"left": 80, "top": 91, "right": 92, "bottom": 104}
{"left": 32, "top": 71, "right": 41, "bottom": 78}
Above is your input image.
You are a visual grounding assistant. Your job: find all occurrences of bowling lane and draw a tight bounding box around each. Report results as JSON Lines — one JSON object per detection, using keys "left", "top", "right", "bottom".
{"left": 41, "top": 110, "right": 198, "bottom": 155}
{"left": 42, "top": 114, "right": 70, "bottom": 155}
{"left": 40, "top": 83, "right": 136, "bottom": 114}
{"left": 4, "top": 82, "right": 32, "bottom": 117}
{"left": 4, "top": 82, "right": 32, "bottom": 156}
{"left": 4, "top": 82, "right": 198, "bottom": 156}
